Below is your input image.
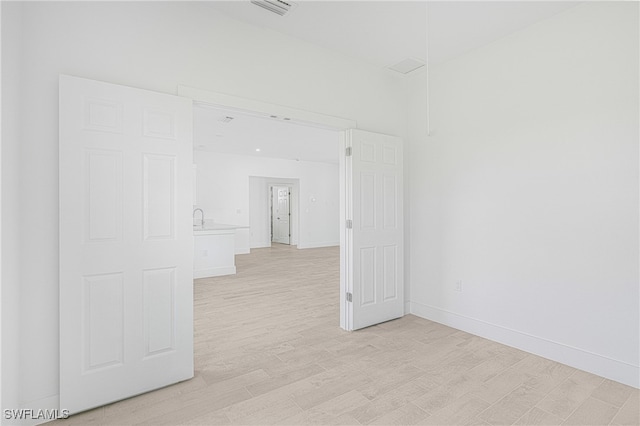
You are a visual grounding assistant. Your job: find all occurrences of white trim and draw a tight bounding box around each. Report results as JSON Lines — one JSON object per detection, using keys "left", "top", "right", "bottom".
{"left": 194, "top": 266, "right": 236, "bottom": 279}
{"left": 12, "top": 395, "right": 62, "bottom": 426}
{"left": 0, "top": 3, "right": 3, "bottom": 418}
{"left": 297, "top": 242, "right": 340, "bottom": 250}
{"left": 339, "top": 133, "right": 348, "bottom": 331}
{"left": 177, "top": 85, "right": 357, "bottom": 130}
{"left": 250, "top": 242, "right": 272, "bottom": 249}
{"left": 410, "top": 301, "right": 640, "bottom": 389}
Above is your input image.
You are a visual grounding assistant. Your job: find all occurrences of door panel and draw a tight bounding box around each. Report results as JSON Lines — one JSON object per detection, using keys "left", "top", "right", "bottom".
{"left": 143, "top": 154, "right": 175, "bottom": 240}
{"left": 347, "top": 129, "right": 404, "bottom": 330}
{"left": 85, "top": 149, "right": 123, "bottom": 242}
{"left": 143, "top": 267, "right": 176, "bottom": 357}
{"left": 83, "top": 273, "right": 124, "bottom": 371}
{"left": 60, "top": 75, "right": 193, "bottom": 413}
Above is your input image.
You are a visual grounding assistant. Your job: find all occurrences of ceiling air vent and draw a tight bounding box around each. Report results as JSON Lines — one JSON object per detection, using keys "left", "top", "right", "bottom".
{"left": 250, "top": 0, "right": 296, "bottom": 16}
{"left": 388, "top": 58, "right": 425, "bottom": 75}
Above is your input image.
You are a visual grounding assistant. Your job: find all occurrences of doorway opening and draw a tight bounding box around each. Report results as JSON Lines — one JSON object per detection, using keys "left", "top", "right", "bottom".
{"left": 181, "top": 84, "right": 357, "bottom": 331}
{"left": 58, "top": 78, "right": 404, "bottom": 414}
{"left": 248, "top": 177, "right": 300, "bottom": 249}
{"left": 271, "top": 185, "right": 291, "bottom": 245}
{"left": 269, "top": 185, "right": 291, "bottom": 245}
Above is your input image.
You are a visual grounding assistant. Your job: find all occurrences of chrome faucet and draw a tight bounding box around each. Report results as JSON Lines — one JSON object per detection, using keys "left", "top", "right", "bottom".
{"left": 193, "top": 208, "right": 204, "bottom": 226}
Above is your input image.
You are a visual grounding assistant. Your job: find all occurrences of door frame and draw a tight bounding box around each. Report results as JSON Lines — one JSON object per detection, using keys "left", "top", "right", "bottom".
{"left": 269, "top": 184, "right": 292, "bottom": 245}
{"left": 179, "top": 85, "right": 356, "bottom": 330}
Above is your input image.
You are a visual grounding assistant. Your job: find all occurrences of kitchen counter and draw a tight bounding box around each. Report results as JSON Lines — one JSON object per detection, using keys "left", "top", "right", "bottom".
{"left": 193, "top": 222, "right": 249, "bottom": 278}
{"left": 193, "top": 223, "right": 248, "bottom": 236}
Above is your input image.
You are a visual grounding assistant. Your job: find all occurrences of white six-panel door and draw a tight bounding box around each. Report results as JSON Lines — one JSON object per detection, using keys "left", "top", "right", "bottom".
{"left": 347, "top": 129, "right": 404, "bottom": 330}
{"left": 272, "top": 186, "right": 291, "bottom": 245}
{"left": 59, "top": 75, "right": 194, "bottom": 413}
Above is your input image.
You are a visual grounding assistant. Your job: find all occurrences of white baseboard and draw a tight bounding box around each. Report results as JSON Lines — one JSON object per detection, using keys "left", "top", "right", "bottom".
{"left": 410, "top": 301, "right": 640, "bottom": 389}
{"left": 404, "top": 301, "right": 411, "bottom": 315}
{"left": 250, "top": 241, "right": 271, "bottom": 249}
{"left": 194, "top": 266, "right": 236, "bottom": 278}
{"left": 5, "top": 395, "right": 63, "bottom": 426}
{"left": 297, "top": 241, "right": 339, "bottom": 249}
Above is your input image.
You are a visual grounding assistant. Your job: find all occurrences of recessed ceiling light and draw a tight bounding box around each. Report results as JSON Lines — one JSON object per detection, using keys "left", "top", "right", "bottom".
{"left": 215, "top": 133, "right": 223, "bottom": 137}
{"left": 256, "top": 148, "right": 261, "bottom": 152}
{"left": 283, "top": 117, "right": 291, "bottom": 121}
{"left": 270, "top": 115, "right": 278, "bottom": 119}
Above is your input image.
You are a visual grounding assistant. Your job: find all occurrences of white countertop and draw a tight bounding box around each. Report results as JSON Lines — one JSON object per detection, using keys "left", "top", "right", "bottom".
{"left": 193, "top": 222, "right": 249, "bottom": 236}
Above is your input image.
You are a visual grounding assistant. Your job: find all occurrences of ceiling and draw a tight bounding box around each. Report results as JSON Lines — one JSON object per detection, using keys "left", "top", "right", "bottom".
{"left": 193, "top": 104, "right": 340, "bottom": 163}
{"left": 205, "top": 1, "right": 580, "bottom": 69}
{"left": 195, "top": 1, "right": 580, "bottom": 163}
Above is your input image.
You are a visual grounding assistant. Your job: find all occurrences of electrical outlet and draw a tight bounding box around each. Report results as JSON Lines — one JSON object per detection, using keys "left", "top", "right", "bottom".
{"left": 455, "top": 280, "right": 463, "bottom": 292}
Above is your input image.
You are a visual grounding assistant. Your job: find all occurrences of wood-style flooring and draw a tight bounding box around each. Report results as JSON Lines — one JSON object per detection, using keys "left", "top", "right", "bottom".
{"left": 54, "top": 244, "right": 639, "bottom": 425}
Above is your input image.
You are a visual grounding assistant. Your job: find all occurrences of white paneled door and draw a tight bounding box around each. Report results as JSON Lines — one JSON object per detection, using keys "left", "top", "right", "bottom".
{"left": 271, "top": 186, "right": 291, "bottom": 244}
{"left": 59, "top": 75, "right": 194, "bottom": 413}
{"left": 346, "top": 129, "right": 404, "bottom": 330}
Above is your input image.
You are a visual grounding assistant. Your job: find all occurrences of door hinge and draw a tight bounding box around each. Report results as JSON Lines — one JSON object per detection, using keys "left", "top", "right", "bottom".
{"left": 345, "top": 147, "right": 352, "bottom": 157}
{"left": 346, "top": 292, "right": 353, "bottom": 302}
{"left": 346, "top": 219, "right": 353, "bottom": 229}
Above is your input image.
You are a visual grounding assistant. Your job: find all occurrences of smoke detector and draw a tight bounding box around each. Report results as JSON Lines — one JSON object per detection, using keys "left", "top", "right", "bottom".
{"left": 251, "top": 0, "right": 297, "bottom": 16}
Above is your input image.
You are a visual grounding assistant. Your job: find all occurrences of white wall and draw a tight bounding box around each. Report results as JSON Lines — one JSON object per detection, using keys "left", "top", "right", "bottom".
{"left": 1, "top": 2, "right": 24, "bottom": 416}
{"left": 408, "top": 2, "right": 639, "bottom": 387}
{"left": 195, "top": 151, "right": 339, "bottom": 249}
{"left": 1, "top": 1, "right": 407, "bottom": 414}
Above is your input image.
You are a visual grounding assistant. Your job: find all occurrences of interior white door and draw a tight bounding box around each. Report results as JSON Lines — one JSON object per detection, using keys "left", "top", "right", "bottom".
{"left": 59, "top": 75, "right": 194, "bottom": 413}
{"left": 271, "top": 186, "right": 291, "bottom": 244}
{"left": 346, "top": 129, "right": 404, "bottom": 330}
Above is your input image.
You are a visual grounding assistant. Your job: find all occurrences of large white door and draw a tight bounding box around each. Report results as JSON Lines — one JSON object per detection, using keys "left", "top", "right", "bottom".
{"left": 271, "top": 186, "right": 291, "bottom": 244}
{"left": 346, "top": 129, "right": 404, "bottom": 330}
{"left": 59, "top": 75, "right": 194, "bottom": 413}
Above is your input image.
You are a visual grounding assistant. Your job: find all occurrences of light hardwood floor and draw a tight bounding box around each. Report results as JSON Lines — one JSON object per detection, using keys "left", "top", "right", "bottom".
{"left": 55, "top": 244, "right": 638, "bottom": 425}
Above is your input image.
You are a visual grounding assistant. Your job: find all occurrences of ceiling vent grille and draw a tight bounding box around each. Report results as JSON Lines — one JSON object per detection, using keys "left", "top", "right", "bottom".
{"left": 219, "top": 116, "right": 234, "bottom": 123}
{"left": 250, "top": 0, "right": 296, "bottom": 16}
{"left": 388, "top": 58, "right": 425, "bottom": 75}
